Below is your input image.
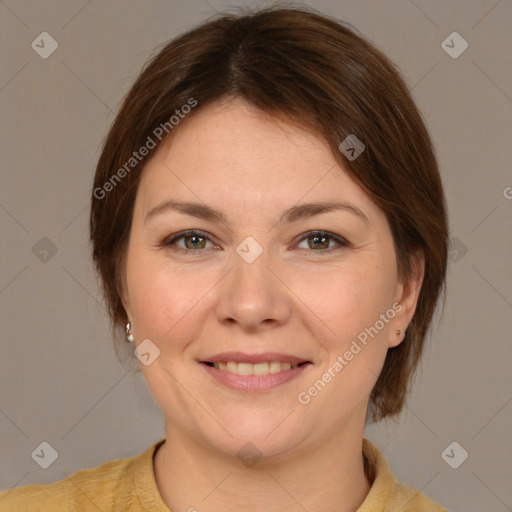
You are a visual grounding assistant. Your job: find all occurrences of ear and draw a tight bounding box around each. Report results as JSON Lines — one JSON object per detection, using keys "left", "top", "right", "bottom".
{"left": 388, "top": 250, "right": 425, "bottom": 348}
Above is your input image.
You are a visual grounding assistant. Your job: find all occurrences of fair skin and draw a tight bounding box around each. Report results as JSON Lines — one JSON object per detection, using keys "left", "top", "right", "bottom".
{"left": 122, "top": 98, "right": 424, "bottom": 512}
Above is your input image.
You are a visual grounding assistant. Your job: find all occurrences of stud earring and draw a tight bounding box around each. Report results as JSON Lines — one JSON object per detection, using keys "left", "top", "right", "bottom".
{"left": 395, "top": 329, "right": 406, "bottom": 341}
{"left": 126, "top": 322, "right": 135, "bottom": 343}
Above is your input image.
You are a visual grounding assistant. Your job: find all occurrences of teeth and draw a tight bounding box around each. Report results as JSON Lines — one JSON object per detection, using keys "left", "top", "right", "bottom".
{"left": 226, "top": 361, "right": 238, "bottom": 373}
{"left": 269, "top": 361, "right": 282, "bottom": 374}
{"left": 212, "top": 361, "right": 300, "bottom": 375}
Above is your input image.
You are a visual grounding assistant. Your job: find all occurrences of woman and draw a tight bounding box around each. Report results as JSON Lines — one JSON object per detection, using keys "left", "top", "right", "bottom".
{"left": 0, "top": 6, "right": 449, "bottom": 511}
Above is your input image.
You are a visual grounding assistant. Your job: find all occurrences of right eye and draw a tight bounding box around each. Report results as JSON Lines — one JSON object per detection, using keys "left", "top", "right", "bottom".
{"left": 161, "top": 230, "right": 216, "bottom": 255}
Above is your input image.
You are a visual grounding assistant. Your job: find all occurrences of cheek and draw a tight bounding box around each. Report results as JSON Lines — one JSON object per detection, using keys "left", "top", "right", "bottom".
{"left": 291, "top": 262, "right": 395, "bottom": 413}
{"left": 297, "top": 258, "right": 396, "bottom": 396}
{"left": 126, "top": 248, "right": 216, "bottom": 342}
{"left": 292, "top": 257, "right": 396, "bottom": 341}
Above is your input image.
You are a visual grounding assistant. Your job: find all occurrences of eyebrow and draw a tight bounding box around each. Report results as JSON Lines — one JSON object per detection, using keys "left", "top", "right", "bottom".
{"left": 144, "top": 199, "right": 369, "bottom": 226}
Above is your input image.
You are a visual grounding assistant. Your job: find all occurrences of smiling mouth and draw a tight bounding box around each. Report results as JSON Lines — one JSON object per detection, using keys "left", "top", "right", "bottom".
{"left": 201, "top": 361, "right": 311, "bottom": 376}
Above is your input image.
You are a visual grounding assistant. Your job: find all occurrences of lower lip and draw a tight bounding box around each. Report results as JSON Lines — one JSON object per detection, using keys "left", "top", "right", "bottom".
{"left": 200, "top": 362, "right": 311, "bottom": 392}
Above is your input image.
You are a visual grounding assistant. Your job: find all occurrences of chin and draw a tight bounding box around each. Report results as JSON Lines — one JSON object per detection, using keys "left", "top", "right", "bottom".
{"left": 199, "top": 411, "right": 308, "bottom": 462}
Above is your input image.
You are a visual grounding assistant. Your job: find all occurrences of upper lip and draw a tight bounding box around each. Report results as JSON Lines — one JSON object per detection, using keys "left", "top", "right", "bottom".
{"left": 200, "top": 352, "right": 311, "bottom": 365}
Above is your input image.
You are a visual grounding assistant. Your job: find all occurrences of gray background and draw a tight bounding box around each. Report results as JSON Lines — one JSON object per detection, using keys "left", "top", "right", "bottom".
{"left": 1, "top": 1, "right": 511, "bottom": 510}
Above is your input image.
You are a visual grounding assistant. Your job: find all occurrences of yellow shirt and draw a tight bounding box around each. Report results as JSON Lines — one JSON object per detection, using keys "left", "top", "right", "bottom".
{"left": 0, "top": 438, "right": 448, "bottom": 511}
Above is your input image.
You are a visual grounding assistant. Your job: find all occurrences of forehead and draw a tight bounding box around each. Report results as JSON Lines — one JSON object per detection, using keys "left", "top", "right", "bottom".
{"left": 135, "top": 99, "right": 380, "bottom": 222}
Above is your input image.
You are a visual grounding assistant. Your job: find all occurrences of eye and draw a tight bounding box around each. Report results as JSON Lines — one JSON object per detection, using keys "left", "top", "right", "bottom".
{"left": 294, "top": 231, "right": 349, "bottom": 254}
{"left": 161, "top": 230, "right": 215, "bottom": 255}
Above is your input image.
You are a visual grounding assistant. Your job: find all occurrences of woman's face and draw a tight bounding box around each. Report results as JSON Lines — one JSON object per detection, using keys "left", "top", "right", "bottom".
{"left": 123, "top": 99, "right": 420, "bottom": 459}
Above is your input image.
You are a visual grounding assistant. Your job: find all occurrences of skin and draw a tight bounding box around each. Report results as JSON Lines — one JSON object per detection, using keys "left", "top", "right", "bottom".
{"left": 121, "top": 98, "right": 424, "bottom": 512}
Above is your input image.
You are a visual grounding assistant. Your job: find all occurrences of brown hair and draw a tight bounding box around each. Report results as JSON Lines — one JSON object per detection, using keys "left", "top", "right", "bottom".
{"left": 89, "top": 5, "right": 448, "bottom": 422}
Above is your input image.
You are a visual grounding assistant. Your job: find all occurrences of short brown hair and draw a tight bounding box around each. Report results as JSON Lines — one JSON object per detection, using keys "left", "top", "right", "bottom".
{"left": 89, "top": 5, "right": 448, "bottom": 422}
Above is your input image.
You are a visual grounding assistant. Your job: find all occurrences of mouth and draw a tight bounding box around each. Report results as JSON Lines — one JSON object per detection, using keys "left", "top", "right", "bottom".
{"left": 198, "top": 352, "right": 313, "bottom": 392}
{"left": 200, "top": 360, "right": 311, "bottom": 375}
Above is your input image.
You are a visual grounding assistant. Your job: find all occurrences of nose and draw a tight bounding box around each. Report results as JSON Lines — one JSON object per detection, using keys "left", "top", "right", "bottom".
{"left": 215, "top": 248, "right": 292, "bottom": 332}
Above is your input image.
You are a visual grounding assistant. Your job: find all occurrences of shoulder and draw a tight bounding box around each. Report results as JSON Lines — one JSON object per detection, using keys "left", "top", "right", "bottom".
{"left": 361, "top": 438, "right": 449, "bottom": 512}
{"left": 0, "top": 440, "right": 164, "bottom": 512}
{"left": 0, "top": 458, "right": 130, "bottom": 512}
{"left": 385, "top": 481, "right": 449, "bottom": 511}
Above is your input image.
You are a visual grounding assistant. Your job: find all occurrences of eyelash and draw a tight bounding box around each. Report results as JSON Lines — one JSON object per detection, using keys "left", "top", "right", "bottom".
{"left": 160, "top": 230, "right": 350, "bottom": 256}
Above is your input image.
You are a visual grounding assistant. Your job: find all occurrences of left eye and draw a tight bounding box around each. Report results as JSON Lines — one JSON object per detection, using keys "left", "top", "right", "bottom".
{"left": 161, "top": 230, "right": 348, "bottom": 255}
{"left": 295, "top": 231, "right": 348, "bottom": 252}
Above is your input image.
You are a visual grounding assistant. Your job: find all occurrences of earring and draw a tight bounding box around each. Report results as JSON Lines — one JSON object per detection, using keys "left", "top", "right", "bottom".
{"left": 126, "top": 322, "right": 135, "bottom": 343}
{"left": 395, "top": 329, "right": 406, "bottom": 341}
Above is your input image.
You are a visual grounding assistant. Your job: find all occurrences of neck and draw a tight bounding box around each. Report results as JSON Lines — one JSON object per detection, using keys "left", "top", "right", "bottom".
{"left": 154, "top": 424, "right": 372, "bottom": 512}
